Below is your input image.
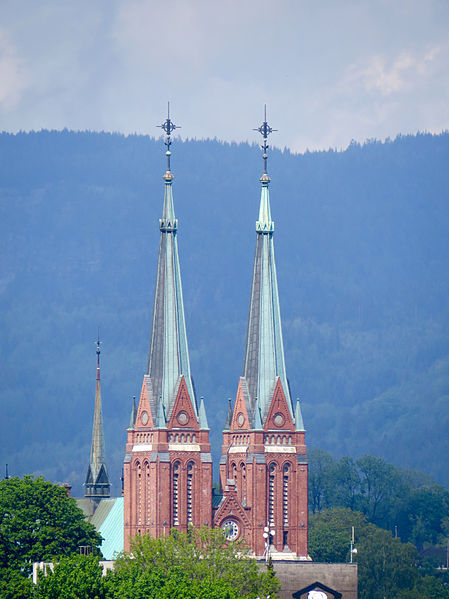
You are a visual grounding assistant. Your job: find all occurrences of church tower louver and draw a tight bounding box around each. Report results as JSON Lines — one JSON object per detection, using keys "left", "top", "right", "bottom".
{"left": 85, "top": 336, "right": 110, "bottom": 504}
{"left": 123, "top": 108, "right": 212, "bottom": 551}
{"left": 214, "top": 109, "right": 308, "bottom": 559}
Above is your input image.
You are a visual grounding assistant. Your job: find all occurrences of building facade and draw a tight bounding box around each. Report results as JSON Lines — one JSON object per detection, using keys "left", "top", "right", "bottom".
{"left": 123, "top": 110, "right": 308, "bottom": 559}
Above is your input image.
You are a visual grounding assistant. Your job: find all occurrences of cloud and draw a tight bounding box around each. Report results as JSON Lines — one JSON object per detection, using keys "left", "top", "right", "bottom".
{"left": 0, "top": 27, "right": 27, "bottom": 111}
{"left": 344, "top": 45, "right": 443, "bottom": 97}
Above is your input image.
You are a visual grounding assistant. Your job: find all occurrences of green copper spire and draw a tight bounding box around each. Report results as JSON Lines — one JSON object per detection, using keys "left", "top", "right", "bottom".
{"left": 85, "top": 335, "right": 110, "bottom": 501}
{"left": 242, "top": 107, "right": 304, "bottom": 428}
{"left": 146, "top": 106, "right": 198, "bottom": 423}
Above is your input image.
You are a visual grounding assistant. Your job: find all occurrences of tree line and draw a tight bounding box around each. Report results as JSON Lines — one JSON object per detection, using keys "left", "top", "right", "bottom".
{"left": 308, "top": 449, "right": 449, "bottom": 598}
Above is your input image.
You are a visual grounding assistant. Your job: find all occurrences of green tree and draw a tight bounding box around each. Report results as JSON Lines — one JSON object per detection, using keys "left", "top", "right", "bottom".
{"left": 356, "top": 455, "right": 403, "bottom": 526}
{"left": 308, "top": 507, "right": 367, "bottom": 563}
{"left": 357, "top": 525, "right": 418, "bottom": 599}
{"left": 0, "top": 476, "right": 102, "bottom": 595}
{"left": 308, "top": 449, "right": 336, "bottom": 513}
{"left": 35, "top": 554, "right": 107, "bottom": 599}
{"left": 333, "top": 456, "right": 360, "bottom": 511}
{"left": 109, "top": 527, "right": 280, "bottom": 599}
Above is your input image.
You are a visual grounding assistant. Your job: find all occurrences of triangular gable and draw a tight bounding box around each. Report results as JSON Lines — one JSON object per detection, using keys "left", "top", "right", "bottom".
{"left": 230, "top": 378, "right": 251, "bottom": 431}
{"left": 95, "top": 464, "right": 109, "bottom": 485}
{"left": 293, "top": 581, "right": 342, "bottom": 599}
{"left": 135, "top": 376, "right": 155, "bottom": 429}
{"left": 213, "top": 486, "right": 251, "bottom": 528}
{"left": 167, "top": 375, "right": 199, "bottom": 430}
{"left": 264, "top": 377, "right": 294, "bottom": 431}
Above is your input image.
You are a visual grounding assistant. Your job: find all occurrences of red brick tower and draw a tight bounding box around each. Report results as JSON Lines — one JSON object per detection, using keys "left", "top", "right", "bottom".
{"left": 123, "top": 109, "right": 212, "bottom": 551}
{"left": 214, "top": 109, "right": 308, "bottom": 559}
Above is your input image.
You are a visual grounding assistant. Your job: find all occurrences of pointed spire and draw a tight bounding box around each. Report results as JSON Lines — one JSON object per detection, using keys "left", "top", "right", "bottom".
{"left": 242, "top": 107, "right": 293, "bottom": 425}
{"left": 147, "top": 106, "right": 197, "bottom": 423}
{"left": 85, "top": 335, "right": 110, "bottom": 501}
{"left": 224, "top": 398, "right": 233, "bottom": 430}
{"left": 295, "top": 398, "right": 305, "bottom": 432}
{"left": 199, "top": 397, "right": 209, "bottom": 430}
{"left": 128, "top": 396, "right": 137, "bottom": 429}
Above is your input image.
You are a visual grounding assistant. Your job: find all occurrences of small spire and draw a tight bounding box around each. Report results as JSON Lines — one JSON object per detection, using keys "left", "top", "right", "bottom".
{"left": 199, "top": 397, "right": 209, "bottom": 430}
{"left": 129, "top": 396, "right": 137, "bottom": 429}
{"left": 4, "top": 464, "right": 9, "bottom": 479}
{"left": 253, "top": 104, "right": 277, "bottom": 179}
{"left": 224, "top": 399, "right": 233, "bottom": 430}
{"left": 295, "top": 398, "right": 305, "bottom": 432}
{"left": 158, "top": 101, "right": 180, "bottom": 178}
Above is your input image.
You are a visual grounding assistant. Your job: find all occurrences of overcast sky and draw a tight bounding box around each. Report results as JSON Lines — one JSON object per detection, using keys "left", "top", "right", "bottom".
{"left": 1, "top": 0, "right": 448, "bottom": 152}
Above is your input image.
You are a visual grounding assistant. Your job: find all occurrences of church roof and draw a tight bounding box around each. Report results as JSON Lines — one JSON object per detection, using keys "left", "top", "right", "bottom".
{"left": 97, "top": 497, "right": 124, "bottom": 560}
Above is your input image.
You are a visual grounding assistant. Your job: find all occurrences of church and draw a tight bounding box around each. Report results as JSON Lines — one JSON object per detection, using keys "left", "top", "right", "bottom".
{"left": 77, "top": 109, "right": 359, "bottom": 597}
{"left": 83, "top": 108, "right": 308, "bottom": 560}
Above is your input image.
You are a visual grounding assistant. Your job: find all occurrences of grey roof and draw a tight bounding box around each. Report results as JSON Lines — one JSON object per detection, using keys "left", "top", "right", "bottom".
{"left": 146, "top": 172, "right": 198, "bottom": 423}
{"left": 242, "top": 176, "right": 304, "bottom": 428}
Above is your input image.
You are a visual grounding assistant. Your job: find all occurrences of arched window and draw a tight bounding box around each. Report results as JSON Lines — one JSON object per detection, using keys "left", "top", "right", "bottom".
{"left": 144, "top": 461, "right": 150, "bottom": 525}
{"left": 136, "top": 460, "right": 142, "bottom": 525}
{"left": 172, "top": 461, "right": 180, "bottom": 525}
{"left": 240, "top": 462, "right": 246, "bottom": 504}
{"left": 187, "top": 462, "right": 194, "bottom": 524}
{"left": 283, "top": 463, "right": 290, "bottom": 527}
{"left": 268, "top": 463, "right": 276, "bottom": 527}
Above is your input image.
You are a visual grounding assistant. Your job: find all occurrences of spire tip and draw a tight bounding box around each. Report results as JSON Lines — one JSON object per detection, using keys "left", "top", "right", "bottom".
{"left": 253, "top": 106, "right": 277, "bottom": 176}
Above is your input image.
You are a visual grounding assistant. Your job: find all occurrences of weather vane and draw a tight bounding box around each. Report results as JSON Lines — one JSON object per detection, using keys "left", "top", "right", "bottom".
{"left": 253, "top": 104, "right": 277, "bottom": 175}
{"left": 158, "top": 102, "right": 180, "bottom": 173}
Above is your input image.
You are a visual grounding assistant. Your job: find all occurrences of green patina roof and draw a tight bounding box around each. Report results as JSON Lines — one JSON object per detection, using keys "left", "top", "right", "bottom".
{"left": 98, "top": 497, "right": 124, "bottom": 560}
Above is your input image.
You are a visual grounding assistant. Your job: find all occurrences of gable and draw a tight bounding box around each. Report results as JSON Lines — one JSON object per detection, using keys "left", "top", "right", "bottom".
{"left": 135, "top": 376, "right": 155, "bottom": 429}
{"left": 264, "top": 377, "right": 294, "bottom": 432}
{"left": 230, "top": 379, "right": 251, "bottom": 431}
{"left": 167, "top": 375, "right": 199, "bottom": 431}
{"left": 213, "top": 487, "right": 251, "bottom": 528}
{"left": 293, "top": 581, "right": 342, "bottom": 599}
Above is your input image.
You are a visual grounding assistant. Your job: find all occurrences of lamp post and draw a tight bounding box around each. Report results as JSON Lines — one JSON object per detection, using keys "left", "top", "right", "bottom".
{"left": 263, "top": 525, "right": 275, "bottom": 562}
{"left": 349, "top": 526, "right": 357, "bottom": 563}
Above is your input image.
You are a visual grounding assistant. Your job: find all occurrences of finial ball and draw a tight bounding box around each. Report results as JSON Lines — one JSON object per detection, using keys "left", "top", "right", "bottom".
{"left": 166, "top": 151, "right": 171, "bottom": 156}
{"left": 262, "top": 153, "right": 268, "bottom": 159}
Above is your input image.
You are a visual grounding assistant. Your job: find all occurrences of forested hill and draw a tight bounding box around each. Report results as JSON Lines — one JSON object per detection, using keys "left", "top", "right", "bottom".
{"left": 1, "top": 130, "right": 448, "bottom": 495}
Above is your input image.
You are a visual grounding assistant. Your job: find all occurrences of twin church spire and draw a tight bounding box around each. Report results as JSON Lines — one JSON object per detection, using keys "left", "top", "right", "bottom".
{"left": 124, "top": 107, "right": 307, "bottom": 557}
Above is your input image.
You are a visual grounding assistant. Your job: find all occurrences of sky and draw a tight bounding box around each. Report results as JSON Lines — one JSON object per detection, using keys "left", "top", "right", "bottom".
{"left": 1, "top": 0, "right": 448, "bottom": 152}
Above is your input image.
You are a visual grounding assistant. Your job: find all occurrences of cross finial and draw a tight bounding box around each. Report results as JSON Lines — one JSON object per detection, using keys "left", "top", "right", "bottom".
{"left": 253, "top": 104, "right": 277, "bottom": 176}
{"left": 157, "top": 102, "right": 181, "bottom": 173}
{"left": 95, "top": 329, "right": 102, "bottom": 379}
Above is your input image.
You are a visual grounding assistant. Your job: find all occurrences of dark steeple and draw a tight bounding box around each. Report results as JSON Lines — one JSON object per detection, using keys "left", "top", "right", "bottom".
{"left": 84, "top": 334, "right": 110, "bottom": 502}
